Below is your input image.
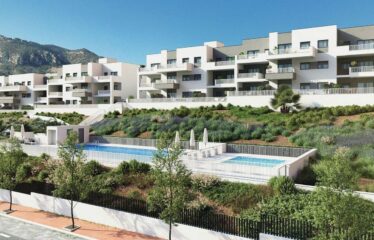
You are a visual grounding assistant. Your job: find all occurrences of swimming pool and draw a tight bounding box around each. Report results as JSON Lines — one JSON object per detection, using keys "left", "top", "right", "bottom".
{"left": 83, "top": 144, "right": 156, "bottom": 156}
{"left": 223, "top": 156, "right": 285, "bottom": 167}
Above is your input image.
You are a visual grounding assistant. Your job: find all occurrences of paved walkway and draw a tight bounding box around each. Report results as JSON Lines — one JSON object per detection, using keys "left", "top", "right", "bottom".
{"left": 0, "top": 202, "right": 163, "bottom": 240}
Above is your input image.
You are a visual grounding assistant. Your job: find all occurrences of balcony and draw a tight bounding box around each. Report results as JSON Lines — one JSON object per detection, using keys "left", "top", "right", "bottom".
{"left": 33, "top": 85, "right": 48, "bottom": 91}
{"left": 206, "top": 60, "right": 235, "bottom": 70}
{"left": 0, "top": 96, "right": 18, "bottom": 104}
{"left": 345, "top": 66, "right": 374, "bottom": 78}
{"left": 65, "top": 76, "right": 92, "bottom": 83}
{"left": 0, "top": 85, "right": 27, "bottom": 92}
{"left": 157, "top": 63, "right": 193, "bottom": 73}
{"left": 267, "top": 47, "right": 316, "bottom": 60}
{"left": 48, "top": 78, "right": 64, "bottom": 85}
{"left": 337, "top": 43, "right": 374, "bottom": 56}
{"left": 95, "top": 90, "right": 111, "bottom": 97}
{"left": 265, "top": 67, "right": 295, "bottom": 80}
{"left": 236, "top": 53, "right": 268, "bottom": 64}
{"left": 207, "top": 78, "right": 235, "bottom": 88}
{"left": 36, "top": 97, "right": 48, "bottom": 103}
{"left": 72, "top": 88, "right": 92, "bottom": 97}
{"left": 94, "top": 76, "right": 121, "bottom": 82}
{"left": 138, "top": 66, "right": 160, "bottom": 75}
{"left": 48, "top": 92, "right": 63, "bottom": 97}
{"left": 237, "top": 72, "right": 266, "bottom": 82}
{"left": 153, "top": 79, "right": 179, "bottom": 89}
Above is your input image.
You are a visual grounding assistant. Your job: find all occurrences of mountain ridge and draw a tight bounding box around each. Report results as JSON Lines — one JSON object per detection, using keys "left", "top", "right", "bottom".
{"left": 0, "top": 34, "right": 99, "bottom": 75}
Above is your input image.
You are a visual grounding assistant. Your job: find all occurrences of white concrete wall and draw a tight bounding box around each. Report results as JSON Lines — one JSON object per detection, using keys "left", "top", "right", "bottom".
{"left": 0, "top": 189, "right": 249, "bottom": 240}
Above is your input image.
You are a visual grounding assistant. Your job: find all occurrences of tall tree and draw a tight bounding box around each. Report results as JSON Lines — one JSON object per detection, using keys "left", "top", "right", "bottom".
{"left": 270, "top": 85, "right": 301, "bottom": 113}
{"left": 0, "top": 137, "right": 26, "bottom": 213}
{"left": 50, "top": 132, "right": 91, "bottom": 231}
{"left": 147, "top": 136, "right": 191, "bottom": 240}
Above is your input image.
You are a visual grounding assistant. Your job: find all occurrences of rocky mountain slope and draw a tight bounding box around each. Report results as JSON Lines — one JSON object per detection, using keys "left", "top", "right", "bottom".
{"left": 0, "top": 35, "right": 99, "bottom": 75}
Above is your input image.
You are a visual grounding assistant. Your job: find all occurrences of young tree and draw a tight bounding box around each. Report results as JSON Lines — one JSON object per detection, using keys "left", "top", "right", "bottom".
{"left": 314, "top": 147, "right": 359, "bottom": 191}
{"left": 50, "top": 132, "right": 92, "bottom": 231}
{"left": 270, "top": 85, "right": 301, "bottom": 113}
{"left": 0, "top": 137, "right": 26, "bottom": 213}
{"left": 147, "top": 136, "right": 191, "bottom": 240}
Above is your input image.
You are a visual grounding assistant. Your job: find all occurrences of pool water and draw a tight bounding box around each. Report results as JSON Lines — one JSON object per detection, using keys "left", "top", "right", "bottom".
{"left": 83, "top": 144, "right": 156, "bottom": 156}
{"left": 223, "top": 156, "right": 285, "bottom": 167}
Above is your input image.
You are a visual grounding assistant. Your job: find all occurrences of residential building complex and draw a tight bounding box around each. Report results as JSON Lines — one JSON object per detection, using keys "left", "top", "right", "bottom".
{"left": 0, "top": 58, "right": 139, "bottom": 108}
{"left": 137, "top": 25, "right": 374, "bottom": 98}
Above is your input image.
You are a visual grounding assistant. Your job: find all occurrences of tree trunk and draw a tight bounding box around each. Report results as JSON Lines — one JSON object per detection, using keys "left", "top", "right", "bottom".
{"left": 70, "top": 198, "right": 75, "bottom": 228}
{"left": 9, "top": 190, "right": 12, "bottom": 211}
{"left": 169, "top": 218, "right": 172, "bottom": 240}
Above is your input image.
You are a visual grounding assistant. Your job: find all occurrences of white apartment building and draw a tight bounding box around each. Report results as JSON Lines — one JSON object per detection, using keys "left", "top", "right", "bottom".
{"left": 137, "top": 25, "right": 374, "bottom": 98}
{"left": 0, "top": 58, "right": 139, "bottom": 109}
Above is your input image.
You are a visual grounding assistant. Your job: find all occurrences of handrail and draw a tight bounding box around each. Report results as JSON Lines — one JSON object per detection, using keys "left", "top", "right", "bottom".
{"left": 349, "top": 43, "right": 374, "bottom": 51}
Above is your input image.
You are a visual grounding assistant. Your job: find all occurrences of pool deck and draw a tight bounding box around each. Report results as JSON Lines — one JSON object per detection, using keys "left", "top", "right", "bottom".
{"left": 22, "top": 143, "right": 311, "bottom": 183}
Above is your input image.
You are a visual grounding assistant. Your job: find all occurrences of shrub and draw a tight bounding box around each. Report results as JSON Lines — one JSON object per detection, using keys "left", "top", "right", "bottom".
{"left": 191, "top": 174, "right": 220, "bottom": 191}
{"left": 84, "top": 160, "right": 106, "bottom": 176}
{"left": 128, "top": 160, "right": 151, "bottom": 174}
{"left": 116, "top": 161, "right": 130, "bottom": 174}
{"left": 321, "top": 136, "right": 335, "bottom": 145}
{"left": 268, "top": 176, "right": 297, "bottom": 195}
{"left": 17, "top": 162, "right": 33, "bottom": 180}
{"left": 127, "top": 189, "right": 142, "bottom": 200}
{"left": 366, "top": 119, "right": 374, "bottom": 129}
{"left": 37, "top": 170, "right": 49, "bottom": 182}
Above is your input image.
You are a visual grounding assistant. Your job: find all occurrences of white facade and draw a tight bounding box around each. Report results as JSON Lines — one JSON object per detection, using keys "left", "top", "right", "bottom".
{"left": 138, "top": 25, "right": 374, "bottom": 98}
{"left": 0, "top": 58, "right": 139, "bottom": 109}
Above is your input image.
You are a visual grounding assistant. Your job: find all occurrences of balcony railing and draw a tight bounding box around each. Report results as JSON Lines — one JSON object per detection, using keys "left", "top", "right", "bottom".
{"left": 36, "top": 97, "right": 47, "bottom": 102}
{"left": 0, "top": 85, "right": 28, "bottom": 91}
{"left": 138, "top": 66, "right": 159, "bottom": 72}
{"left": 129, "top": 97, "right": 226, "bottom": 103}
{"left": 214, "top": 78, "right": 235, "bottom": 85}
{"left": 215, "top": 60, "right": 235, "bottom": 66}
{"left": 48, "top": 92, "right": 63, "bottom": 97}
{"left": 349, "top": 43, "right": 374, "bottom": 51}
{"left": 266, "top": 67, "right": 295, "bottom": 73}
{"left": 350, "top": 65, "right": 374, "bottom": 73}
{"left": 237, "top": 73, "right": 263, "bottom": 78}
{"left": 139, "top": 81, "right": 153, "bottom": 87}
{"left": 226, "top": 87, "right": 374, "bottom": 97}
{"left": 96, "top": 90, "right": 111, "bottom": 96}
{"left": 237, "top": 52, "right": 268, "bottom": 60}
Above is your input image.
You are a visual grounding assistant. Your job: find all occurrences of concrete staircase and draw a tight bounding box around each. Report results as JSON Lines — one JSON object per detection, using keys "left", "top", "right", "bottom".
{"left": 79, "top": 103, "right": 123, "bottom": 126}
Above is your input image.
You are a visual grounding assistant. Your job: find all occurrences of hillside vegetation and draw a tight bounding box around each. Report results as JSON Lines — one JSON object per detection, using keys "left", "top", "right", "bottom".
{"left": 92, "top": 104, "right": 374, "bottom": 190}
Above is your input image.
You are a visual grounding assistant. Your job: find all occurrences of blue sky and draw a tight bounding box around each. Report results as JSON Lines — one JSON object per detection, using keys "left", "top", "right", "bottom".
{"left": 0, "top": 0, "right": 373, "bottom": 64}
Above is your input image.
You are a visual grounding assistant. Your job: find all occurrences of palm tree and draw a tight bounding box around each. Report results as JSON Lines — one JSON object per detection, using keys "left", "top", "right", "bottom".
{"left": 270, "top": 86, "right": 301, "bottom": 113}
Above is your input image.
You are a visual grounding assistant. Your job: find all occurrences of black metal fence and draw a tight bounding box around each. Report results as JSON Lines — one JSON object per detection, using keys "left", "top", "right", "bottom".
{"left": 226, "top": 143, "right": 311, "bottom": 157}
{"left": 12, "top": 183, "right": 373, "bottom": 240}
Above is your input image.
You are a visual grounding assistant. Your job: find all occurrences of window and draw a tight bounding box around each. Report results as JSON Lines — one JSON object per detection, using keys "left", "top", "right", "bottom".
{"left": 182, "top": 58, "right": 189, "bottom": 63}
{"left": 167, "top": 59, "right": 176, "bottom": 65}
{"left": 194, "top": 57, "right": 201, "bottom": 66}
{"left": 300, "top": 62, "right": 311, "bottom": 70}
{"left": 225, "top": 56, "right": 235, "bottom": 61}
{"left": 22, "top": 93, "right": 31, "bottom": 98}
{"left": 104, "top": 72, "right": 108, "bottom": 76}
{"left": 73, "top": 73, "right": 78, "bottom": 77}
{"left": 357, "top": 39, "right": 374, "bottom": 45}
{"left": 277, "top": 44, "right": 292, "bottom": 54}
{"left": 81, "top": 72, "right": 88, "bottom": 76}
{"left": 300, "top": 41, "right": 310, "bottom": 49}
{"left": 27, "top": 81, "right": 31, "bottom": 86}
{"left": 151, "top": 63, "right": 160, "bottom": 68}
{"left": 182, "top": 74, "right": 201, "bottom": 81}
{"left": 65, "top": 73, "right": 71, "bottom": 77}
{"left": 317, "top": 61, "right": 329, "bottom": 69}
{"left": 247, "top": 50, "right": 259, "bottom": 56}
{"left": 182, "top": 92, "right": 193, "bottom": 98}
{"left": 167, "top": 73, "right": 177, "bottom": 79}
{"left": 318, "top": 40, "right": 328, "bottom": 48}
{"left": 110, "top": 72, "right": 118, "bottom": 76}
